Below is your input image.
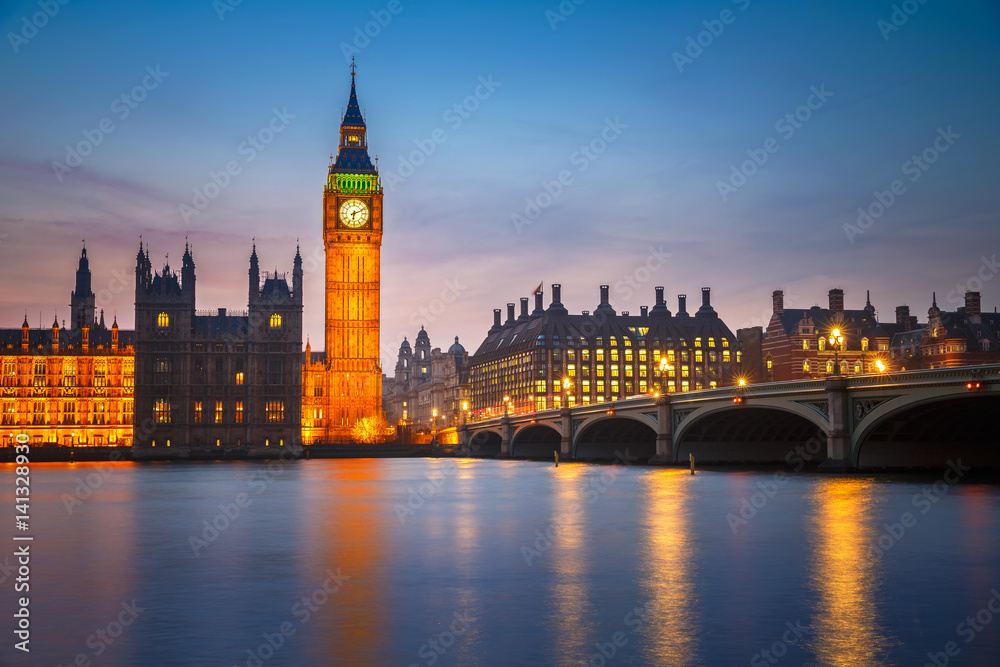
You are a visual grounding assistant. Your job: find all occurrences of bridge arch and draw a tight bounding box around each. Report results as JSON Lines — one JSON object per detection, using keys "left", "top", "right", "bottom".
{"left": 467, "top": 429, "right": 502, "bottom": 457}
{"left": 573, "top": 416, "right": 656, "bottom": 461}
{"left": 853, "top": 392, "right": 1000, "bottom": 468}
{"left": 675, "top": 402, "right": 828, "bottom": 465}
{"left": 511, "top": 423, "right": 562, "bottom": 458}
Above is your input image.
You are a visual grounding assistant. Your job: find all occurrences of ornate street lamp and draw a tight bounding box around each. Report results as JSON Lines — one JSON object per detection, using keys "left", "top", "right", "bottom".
{"left": 828, "top": 327, "right": 844, "bottom": 376}
{"left": 658, "top": 356, "right": 673, "bottom": 395}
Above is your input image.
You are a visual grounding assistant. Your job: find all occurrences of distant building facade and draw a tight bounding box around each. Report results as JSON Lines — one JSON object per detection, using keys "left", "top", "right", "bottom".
{"left": 133, "top": 242, "right": 302, "bottom": 450}
{"left": 383, "top": 328, "right": 470, "bottom": 434}
{"left": 890, "top": 291, "right": 1000, "bottom": 370}
{"left": 762, "top": 288, "right": 907, "bottom": 381}
{"left": 0, "top": 246, "right": 135, "bottom": 447}
{"left": 470, "top": 285, "right": 743, "bottom": 414}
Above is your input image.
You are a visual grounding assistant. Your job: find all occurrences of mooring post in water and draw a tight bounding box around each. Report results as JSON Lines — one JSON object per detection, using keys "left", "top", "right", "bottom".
{"left": 554, "top": 450, "right": 559, "bottom": 467}
{"left": 689, "top": 452, "right": 695, "bottom": 475}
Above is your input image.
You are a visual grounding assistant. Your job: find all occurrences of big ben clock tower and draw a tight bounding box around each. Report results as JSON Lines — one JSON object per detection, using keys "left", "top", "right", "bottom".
{"left": 321, "top": 64, "right": 383, "bottom": 441}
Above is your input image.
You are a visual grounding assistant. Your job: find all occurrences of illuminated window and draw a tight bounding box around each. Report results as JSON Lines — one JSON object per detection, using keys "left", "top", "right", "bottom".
{"left": 681, "top": 380, "right": 689, "bottom": 392}
{"left": 736, "top": 351, "right": 742, "bottom": 363}
{"left": 194, "top": 401, "right": 202, "bottom": 423}
{"left": 567, "top": 364, "right": 576, "bottom": 377}
{"left": 535, "top": 380, "right": 547, "bottom": 393}
{"left": 722, "top": 350, "right": 731, "bottom": 363}
{"left": 609, "top": 337, "right": 617, "bottom": 347}
{"left": 154, "top": 399, "right": 171, "bottom": 424}
{"left": 639, "top": 366, "right": 647, "bottom": 378}
{"left": 596, "top": 381, "right": 605, "bottom": 394}
{"left": 827, "top": 361, "right": 834, "bottom": 373}
{"left": 235, "top": 401, "right": 243, "bottom": 424}
{"left": 266, "top": 401, "right": 284, "bottom": 423}
{"left": 610, "top": 350, "right": 619, "bottom": 362}
{"left": 723, "top": 339, "right": 729, "bottom": 348}
{"left": 803, "top": 360, "right": 810, "bottom": 373}
{"left": 681, "top": 366, "right": 689, "bottom": 378}
{"left": 854, "top": 362, "right": 861, "bottom": 373}
{"left": 270, "top": 313, "right": 282, "bottom": 328}
{"left": 803, "top": 340, "right": 809, "bottom": 350}
{"left": 157, "top": 312, "right": 169, "bottom": 327}
{"left": 667, "top": 350, "right": 676, "bottom": 364}
{"left": 695, "top": 337, "right": 702, "bottom": 348}
{"left": 596, "top": 349, "right": 605, "bottom": 362}
{"left": 596, "top": 365, "right": 605, "bottom": 378}
{"left": 818, "top": 337, "right": 825, "bottom": 351}
{"left": 709, "top": 338, "right": 716, "bottom": 348}
{"left": 236, "top": 372, "right": 244, "bottom": 385}
{"left": 861, "top": 337, "right": 869, "bottom": 351}
{"left": 581, "top": 349, "right": 590, "bottom": 362}
{"left": 582, "top": 380, "right": 591, "bottom": 393}
{"left": 611, "top": 365, "right": 619, "bottom": 377}
{"left": 62, "top": 401, "right": 75, "bottom": 425}
{"left": 611, "top": 380, "right": 620, "bottom": 394}
{"left": 214, "top": 401, "right": 223, "bottom": 423}
{"left": 638, "top": 350, "right": 647, "bottom": 363}
{"left": 625, "top": 365, "right": 633, "bottom": 378}
{"left": 695, "top": 351, "right": 703, "bottom": 363}
{"left": 625, "top": 350, "right": 633, "bottom": 363}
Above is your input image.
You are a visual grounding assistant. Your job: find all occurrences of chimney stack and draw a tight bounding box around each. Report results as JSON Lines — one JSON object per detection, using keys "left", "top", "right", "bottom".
{"left": 547, "top": 284, "right": 568, "bottom": 314}
{"left": 772, "top": 290, "right": 784, "bottom": 315}
{"left": 965, "top": 291, "right": 981, "bottom": 318}
{"left": 895, "top": 305, "right": 910, "bottom": 327}
{"left": 677, "top": 294, "right": 688, "bottom": 317}
{"left": 533, "top": 290, "right": 544, "bottom": 316}
{"left": 640, "top": 305, "right": 648, "bottom": 318}
{"left": 518, "top": 297, "right": 529, "bottom": 321}
{"left": 829, "top": 288, "right": 844, "bottom": 315}
{"left": 595, "top": 284, "right": 616, "bottom": 315}
{"left": 489, "top": 308, "right": 502, "bottom": 335}
{"left": 505, "top": 303, "right": 516, "bottom": 326}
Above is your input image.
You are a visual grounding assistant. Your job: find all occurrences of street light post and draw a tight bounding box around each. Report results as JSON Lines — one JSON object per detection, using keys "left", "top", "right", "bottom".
{"left": 431, "top": 407, "right": 438, "bottom": 446}
{"left": 828, "top": 327, "right": 844, "bottom": 376}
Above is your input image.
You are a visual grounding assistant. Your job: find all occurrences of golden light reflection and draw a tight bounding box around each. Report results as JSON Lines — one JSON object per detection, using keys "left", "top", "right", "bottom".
{"left": 549, "top": 464, "right": 595, "bottom": 666}
{"left": 305, "top": 460, "right": 388, "bottom": 665}
{"left": 640, "top": 469, "right": 699, "bottom": 665}
{"left": 807, "top": 478, "right": 894, "bottom": 666}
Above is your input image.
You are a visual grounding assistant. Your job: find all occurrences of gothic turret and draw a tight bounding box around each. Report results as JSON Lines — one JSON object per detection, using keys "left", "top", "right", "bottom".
{"left": 71, "top": 243, "right": 96, "bottom": 331}
{"left": 249, "top": 241, "right": 260, "bottom": 305}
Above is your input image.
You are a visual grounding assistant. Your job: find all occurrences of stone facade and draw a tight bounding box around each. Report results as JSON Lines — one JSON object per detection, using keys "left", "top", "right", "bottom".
{"left": 133, "top": 242, "right": 302, "bottom": 450}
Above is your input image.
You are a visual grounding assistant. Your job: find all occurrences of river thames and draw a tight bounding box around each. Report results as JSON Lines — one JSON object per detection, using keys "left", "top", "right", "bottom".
{"left": 2, "top": 458, "right": 999, "bottom": 666}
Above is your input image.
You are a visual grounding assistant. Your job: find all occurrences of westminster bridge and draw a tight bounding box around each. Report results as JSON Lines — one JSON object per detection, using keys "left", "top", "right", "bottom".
{"left": 459, "top": 364, "right": 1000, "bottom": 469}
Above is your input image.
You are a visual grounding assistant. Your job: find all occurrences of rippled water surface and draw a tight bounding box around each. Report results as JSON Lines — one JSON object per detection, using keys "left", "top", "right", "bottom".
{"left": 1, "top": 458, "right": 999, "bottom": 666}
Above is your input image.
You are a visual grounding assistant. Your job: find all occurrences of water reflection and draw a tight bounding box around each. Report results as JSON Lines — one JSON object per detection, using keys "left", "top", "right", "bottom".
{"left": 807, "top": 478, "right": 894, "bottom": 666}
{"left": 640, "top": 469, "right": 699, "bottom": 665}
{"left": 302, "top": 459, "right": 389, "bottom": 665}
{"left": 549, "top": 464, "right": 596, "bottom": 666}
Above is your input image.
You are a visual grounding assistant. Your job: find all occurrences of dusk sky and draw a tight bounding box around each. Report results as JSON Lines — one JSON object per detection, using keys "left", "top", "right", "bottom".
{"left": 2, "top": 0, "right": 998, "bottom": 369}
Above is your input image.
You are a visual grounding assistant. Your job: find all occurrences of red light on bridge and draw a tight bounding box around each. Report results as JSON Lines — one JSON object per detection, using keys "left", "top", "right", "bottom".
{"left": 733, "top": 396, "right": 744, "bottom": 404}
{"left": 966, "top": 382, "right": 982, "bottom": 391}
{"left": 606, "top": 409, "right": 616, "bottom": 415}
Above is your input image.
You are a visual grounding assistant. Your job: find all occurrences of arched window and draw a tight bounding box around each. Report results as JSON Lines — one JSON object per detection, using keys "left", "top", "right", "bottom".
{"left": 861, "top": 337, "right": 869, "bottom": 351}
{"left": 270, "top": 313, "right": 282, "bottom": 328}
{"left": 157, "top": 312, "right": 169, "bottom": 327}
{"left": 803, "top": 360, "right": 810, "bottom": 372}
{"left": 766, "top": 356, "right": 773, "bottom": 370}
{"left": 818, "top": 337, "right": 825, "bottom": 351}
{"left": 826, "top": 360, "right": 834, "bottom": 373}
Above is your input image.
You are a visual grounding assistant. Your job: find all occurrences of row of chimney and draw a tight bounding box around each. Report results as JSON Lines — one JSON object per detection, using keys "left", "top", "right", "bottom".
{"left": 771, "top": 288, "right": 983, "bottom": 327}
{"left": 489, "top": 284, "right": 716, "bottom": 334}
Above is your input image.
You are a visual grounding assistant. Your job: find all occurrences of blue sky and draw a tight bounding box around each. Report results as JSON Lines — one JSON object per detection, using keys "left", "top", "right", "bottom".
{"left": 1, "top": 0, "right": 998, "bottom": 368}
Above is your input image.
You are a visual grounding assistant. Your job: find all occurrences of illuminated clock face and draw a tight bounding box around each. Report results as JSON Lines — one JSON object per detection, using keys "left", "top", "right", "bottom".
{"left": 338, "top": 198, "right": 369, "bottom": 228}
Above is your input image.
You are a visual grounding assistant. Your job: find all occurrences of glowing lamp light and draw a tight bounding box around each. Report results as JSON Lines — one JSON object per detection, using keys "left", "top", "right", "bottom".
{"left": 875, "top": 360, "right": 886, "bottom": 373}
{"left": 738, "top": 378, "right": 747, "bottom": 387}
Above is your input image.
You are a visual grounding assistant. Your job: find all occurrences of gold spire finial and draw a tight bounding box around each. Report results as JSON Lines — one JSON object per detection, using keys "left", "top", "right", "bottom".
{"left": 350, "top": 56, "right": 356, "bottom": 77}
